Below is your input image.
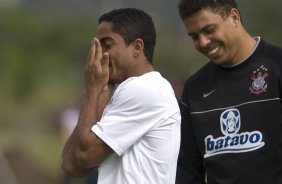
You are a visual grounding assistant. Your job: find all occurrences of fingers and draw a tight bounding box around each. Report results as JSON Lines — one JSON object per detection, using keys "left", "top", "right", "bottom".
{"left": 85, "top": 37, "right": 109, "bottom": 81}
{"left": 87, "top": 37, "right": 102, "bottom": 69}
{"left": 84, "top": 37, "right": 110, "bottom": 95}
{"left": 93, "top": 38, "right": 103, "bottom": 67}
{"left": 87, "top": 38, "right": 97, "bottom": 67}
{"left": 101, "top": 52, "right": 109, "bottom": 70}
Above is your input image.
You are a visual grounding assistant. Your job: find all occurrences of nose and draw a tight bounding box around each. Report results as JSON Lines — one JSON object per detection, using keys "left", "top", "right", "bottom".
{"left": 197, "top": 35, "right": 211, "bottom": 48}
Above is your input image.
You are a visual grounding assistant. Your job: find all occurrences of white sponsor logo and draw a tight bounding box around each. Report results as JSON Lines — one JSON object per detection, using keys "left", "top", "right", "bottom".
{"left": 204, "top": 108, "right": 265, "bottom": 158}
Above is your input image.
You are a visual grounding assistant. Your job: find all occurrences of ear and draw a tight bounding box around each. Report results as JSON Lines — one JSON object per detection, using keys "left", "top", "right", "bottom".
{"left": 229, "top": 8, "right": 241, "bottom": 27}
{"left": 132, "top": 38, "right": 144, "bottom": 57}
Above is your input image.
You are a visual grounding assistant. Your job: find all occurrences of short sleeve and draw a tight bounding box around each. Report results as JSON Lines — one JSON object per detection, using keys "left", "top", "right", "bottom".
{"left": 92, "top": 77, "right": 166, "bottom": 156}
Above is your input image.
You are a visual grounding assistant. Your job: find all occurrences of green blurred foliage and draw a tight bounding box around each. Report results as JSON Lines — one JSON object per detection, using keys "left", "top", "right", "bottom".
{"left": 0, "top": 6, "right": 96, "bottom": 183}
{"left": 0, "top": 7, "right": 94, "bottom": 101}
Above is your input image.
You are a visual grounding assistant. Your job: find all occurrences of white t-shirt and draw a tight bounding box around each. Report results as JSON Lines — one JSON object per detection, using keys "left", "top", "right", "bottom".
{"left": 92, "top": 71, "right": 181, "bottom": 184}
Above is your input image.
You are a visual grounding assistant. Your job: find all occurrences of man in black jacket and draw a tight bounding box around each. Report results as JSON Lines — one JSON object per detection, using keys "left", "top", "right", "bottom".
{"left": 176, "top": 0, "right": 282, "bottom": 183}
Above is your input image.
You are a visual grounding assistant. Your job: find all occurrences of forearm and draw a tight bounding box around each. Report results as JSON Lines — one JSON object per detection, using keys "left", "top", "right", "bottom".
{"left": 78, "top": 84, "right": 115, "bottom": 129}
{"left": 61, "top": 91, "right": 100, "bottom": 175}
{"left": 61, "top": 128, "right": 92, "bottom": 177}
{"left": 75, "top": 91, "right": 113, "bottom": 168}
{"left": 97, "top": 84, "right": 116, "bottom": 120}
{"left": 76, "top": 94, "right": 100, "bottom": 150}
{"left": 62, "top": 91, "right": 106, "bottom": 175}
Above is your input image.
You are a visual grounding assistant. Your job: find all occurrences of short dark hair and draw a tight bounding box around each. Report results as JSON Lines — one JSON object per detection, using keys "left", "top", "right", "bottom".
{"left": 99, "top": 8, "right": 156, "bottom": 64}
{"left": 178, "top": 0, "right": 239, "bottom": 20}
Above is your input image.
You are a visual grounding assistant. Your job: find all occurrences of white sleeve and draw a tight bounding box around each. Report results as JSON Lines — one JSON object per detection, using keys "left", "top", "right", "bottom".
{"left": 92, "top": 78, "right": 165, "bottom": 156}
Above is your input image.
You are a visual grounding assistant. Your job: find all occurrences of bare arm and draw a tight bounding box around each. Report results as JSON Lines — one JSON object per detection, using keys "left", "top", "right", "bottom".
{"left": 62, "top": 38, "right": 114, "bottom": 177}
{"left": 61, "top": 127, "right": 91, "bottom": 177}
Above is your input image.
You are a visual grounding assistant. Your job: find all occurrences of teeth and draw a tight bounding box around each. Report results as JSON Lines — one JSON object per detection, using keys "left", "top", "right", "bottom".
{"left": 208, "top": 47, "right": 219, "bottom": 56}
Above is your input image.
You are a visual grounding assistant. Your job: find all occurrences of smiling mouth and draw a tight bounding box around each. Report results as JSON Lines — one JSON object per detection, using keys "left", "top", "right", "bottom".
{"left": 207, "top": 46, "right": 220, "bottom": 57}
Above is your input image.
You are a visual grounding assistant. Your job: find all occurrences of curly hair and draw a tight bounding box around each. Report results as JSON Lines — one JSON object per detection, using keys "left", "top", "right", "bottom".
{"left": 99, "top": 8, "right": 156, "bottom": 64}
{"left": 177, "top": 0, "right": 239, "bottom": 20}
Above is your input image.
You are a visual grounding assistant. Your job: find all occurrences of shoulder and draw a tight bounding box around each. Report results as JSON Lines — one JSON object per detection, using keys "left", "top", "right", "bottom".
{"left": 258, "top": 39, "right": 282, "bottom": 60}
{"left": 115, "top": 72, "right": 168, "bottom": 105}
{"left": 252, "top": 39, "right": 282, "bottom": 73}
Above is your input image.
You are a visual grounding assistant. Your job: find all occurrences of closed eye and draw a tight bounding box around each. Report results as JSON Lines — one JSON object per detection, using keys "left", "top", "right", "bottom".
{"left": 100, "top": 37, "right": 114, "bottom": 50}
{"left": 188, "top": 25, "right": 216, "bottom": 41}
{"left": 203, "top": 26, "right": 216, "bottom": 35}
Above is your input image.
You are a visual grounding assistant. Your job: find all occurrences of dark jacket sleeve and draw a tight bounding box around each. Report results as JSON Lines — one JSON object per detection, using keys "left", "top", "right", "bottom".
{"left": 176, "top": 100, "right": 206, "bottom": 184}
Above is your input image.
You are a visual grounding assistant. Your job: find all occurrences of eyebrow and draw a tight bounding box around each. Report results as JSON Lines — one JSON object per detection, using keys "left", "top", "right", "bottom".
{"left": 187, "top": 24, "right": 215, "bottom": 37}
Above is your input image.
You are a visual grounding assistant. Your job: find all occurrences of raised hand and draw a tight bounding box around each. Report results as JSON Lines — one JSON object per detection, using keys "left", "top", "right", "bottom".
{"left": 85, "top": 37, "right": 110, "bottom": 97}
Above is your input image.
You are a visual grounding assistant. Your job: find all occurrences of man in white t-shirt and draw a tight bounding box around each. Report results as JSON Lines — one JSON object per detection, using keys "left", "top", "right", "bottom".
{"left": 62, "top": 8, "right": 181, "bottom": 184}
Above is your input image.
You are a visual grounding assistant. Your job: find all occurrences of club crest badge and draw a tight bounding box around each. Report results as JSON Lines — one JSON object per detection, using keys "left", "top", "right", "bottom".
{"left": 249, "top": 65, "right": 269, "bottom": 95}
